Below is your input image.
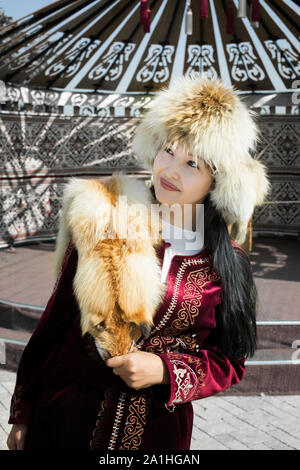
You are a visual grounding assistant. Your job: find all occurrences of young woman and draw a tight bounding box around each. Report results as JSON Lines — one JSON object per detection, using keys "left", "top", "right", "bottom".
{"left": 7, "top": 76, "right": 269, "bottom": 451}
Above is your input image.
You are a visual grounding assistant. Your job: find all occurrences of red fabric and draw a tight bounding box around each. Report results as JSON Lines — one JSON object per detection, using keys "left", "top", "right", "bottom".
{"left": 143, "top": 9, "right": 151, "bottom": 33}
{"left": 226, "top": 0, "right": 234, "bottom": 35}
{"left": 251, "top": 0, "right": 260, "bottom": 22}
{"left": 199, "top": 0, "right": 208, "bottom": 18}
{"left": 140, "top": 0, "right": 150, "bottom": 32}
{"left": 140, "top": 0, "right": 147, "bottom": 23}
{"left": 9, "top": 239, "right": 246, "bottom": 450}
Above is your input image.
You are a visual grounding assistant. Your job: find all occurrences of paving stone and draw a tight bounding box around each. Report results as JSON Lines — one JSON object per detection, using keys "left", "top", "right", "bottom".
{"left": 222, "top": 396, "right": 265, "bottom": 411}
{"left": 251, "top": 442, "right": 273, "bottom": 450}
{"left": 1, "top": 381, "right": 15, "bottom": 395}
{"left": 191, "top": 436, "right": 229, "bottom": 450}
{"left": 193, "top": 418, "right": 240, "bottom": 436}
{"left": 263, "top": 397, "right": 300, "bottom": 418}
{"left": 219, "top": 415, "right": 257, "bottom": 433}
{"left": 1, "top": 370, "right": 300, "bottom": 451}
{"left": 227, "top": 428, "right": 271, "bottom": 446}
{"left": 212, "top": 433, "right": 250, "bottom": 450}
{"left": 236, "top": 409, "right": 279, "bottom": 427}
{"left": 261, "top": 425, "right": 300, "bottom": 450}
{"left": 255, "top": 401, "right": 297, "bottom": 420}
{"left": 268, "top": 417, "right": 300, "bottom": 436}
{"left": 262, "top": 438, "right": 295, "bottom": 450}
{"left": 0, "top": 432, "right": 8, "bottom": 451}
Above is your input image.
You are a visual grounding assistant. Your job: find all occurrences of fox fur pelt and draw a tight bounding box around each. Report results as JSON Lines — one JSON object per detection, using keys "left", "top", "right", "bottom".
{"left": 55, "top": 173, "right": 166, "bottom": 359}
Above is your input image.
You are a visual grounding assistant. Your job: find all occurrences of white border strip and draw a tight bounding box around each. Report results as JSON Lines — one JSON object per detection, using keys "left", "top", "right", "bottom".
{"left": 0, "top": 338, "right": 28, "bottom": 346}
{"left": 169, "top": 0, "right": 189, "bottom": 85}
{"left": 210, "top": 0, "right": 232, "bottom": 86}
{"left": 260, "top": 0, "right": 300, "bottom": 54}
{"left": 116, "top": 0, "right": 169, "bottom": 93}
{"left": 232, "top": 0, "right": 287, "bottom": 91}
{"left": 246, "top": 360, "right": 300, "bottom": 365}
{"left": 282, "top": 0, "right": 300, "bottom": 15}
{"left": 65, "top": 0, "right": 141, "bottom": 94}
{"left": 256, "top": 321, "right": 300, "bottom": 326}
{"left": 0, "top": 299, "right": 44, "bottom": 311}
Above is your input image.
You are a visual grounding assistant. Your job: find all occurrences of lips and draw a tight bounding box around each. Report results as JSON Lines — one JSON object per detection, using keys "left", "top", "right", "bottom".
{"left": 160, "top": 178, "right": 180, "bottom": 191}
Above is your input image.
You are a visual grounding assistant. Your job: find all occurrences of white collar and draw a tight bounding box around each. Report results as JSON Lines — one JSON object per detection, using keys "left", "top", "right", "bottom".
{"left": 161, "top": 219, "right": 204, "bottom": 253}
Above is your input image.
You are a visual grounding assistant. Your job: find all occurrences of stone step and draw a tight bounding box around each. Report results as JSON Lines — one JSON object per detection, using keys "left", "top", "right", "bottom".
{"left": 256, "top": 322, "right": 300, "bottom": 350}
{"left": 1, "top": 299, "right": 299, "bottom": 348}
{"left": 223, "top": 361, "right": 300, "bottom": 396}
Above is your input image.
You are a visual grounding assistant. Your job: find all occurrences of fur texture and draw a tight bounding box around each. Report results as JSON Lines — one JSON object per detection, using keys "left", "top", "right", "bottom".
{"left": 55, "top": 172, "right": 166, "bottom": 359}
{"left": 132, "top": 75, "right": 270, "bottom": 244}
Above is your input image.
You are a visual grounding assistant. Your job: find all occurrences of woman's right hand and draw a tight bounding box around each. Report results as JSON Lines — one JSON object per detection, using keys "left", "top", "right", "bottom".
{"left": 7, "top": 424, "right": 28, "bottom": 450}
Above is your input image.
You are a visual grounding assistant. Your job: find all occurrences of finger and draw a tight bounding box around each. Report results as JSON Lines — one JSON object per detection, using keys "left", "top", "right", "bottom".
{"left": 17, "top": 436, "right": 25, "bottom": 451}
{"left": 106, "top": 355, "right": 126, "bottom": 368}
{"left": 7, "top": 437, "right": 15, "bottom": 450}
{"left": 111, "top": 367, "right": 122, "bottom": 376}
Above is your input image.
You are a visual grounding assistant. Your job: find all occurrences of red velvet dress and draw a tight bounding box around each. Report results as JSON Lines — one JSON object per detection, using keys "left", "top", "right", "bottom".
{"left": 8, "top": 240, "right": 246, "bottom": 450}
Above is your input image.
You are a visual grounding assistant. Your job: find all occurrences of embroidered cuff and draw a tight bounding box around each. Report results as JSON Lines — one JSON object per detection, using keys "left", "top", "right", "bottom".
{"left": 156, "top": 352, "right": 206, "bottom": 407}
{"left": 8, "top": 386, "right": 32, "bottom": 425}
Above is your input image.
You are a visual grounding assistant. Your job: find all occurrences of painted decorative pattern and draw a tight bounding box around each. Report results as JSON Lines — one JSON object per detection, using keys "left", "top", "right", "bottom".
{"left": 0, "top": 111, "right": 299, "bottom": 247}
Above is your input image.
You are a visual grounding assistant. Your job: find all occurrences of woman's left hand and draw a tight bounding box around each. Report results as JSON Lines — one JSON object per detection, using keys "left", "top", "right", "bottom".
{"left": 106, "top": 351, "right": 169, "bottom": 390}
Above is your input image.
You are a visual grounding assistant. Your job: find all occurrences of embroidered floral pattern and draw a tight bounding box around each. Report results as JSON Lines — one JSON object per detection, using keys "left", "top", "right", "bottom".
{"left": 89, "top": 388, "right": 114, "bottom": 450}
{"left": 142, "top": 260, "right": 221, "bottom": 355}
{"left": 119, "top": 394, "right": 150, "bottom": 450}
{"left": 169, "top": 267, "right": 219, "bottom": 333}
{"left": 171, "top": 360, "right": 198, "bottom": 404}
{"left": 167, "top": 353, "right": 207, "bottom": 406}
{"left": 9, "top": 384, "right": 25, "bottom": 421}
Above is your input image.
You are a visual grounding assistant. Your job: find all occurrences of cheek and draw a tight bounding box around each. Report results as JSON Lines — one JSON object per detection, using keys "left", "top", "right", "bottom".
{"left": 186, "top": 175, "right": 212, "bottom": 201}
{"left": 153, "top": 153, "right": 165, "bottom": 176}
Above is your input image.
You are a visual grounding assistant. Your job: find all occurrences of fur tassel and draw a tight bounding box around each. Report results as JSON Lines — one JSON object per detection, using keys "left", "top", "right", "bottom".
{"left": 55, "top": 173, "right": 165, "bottom": 358}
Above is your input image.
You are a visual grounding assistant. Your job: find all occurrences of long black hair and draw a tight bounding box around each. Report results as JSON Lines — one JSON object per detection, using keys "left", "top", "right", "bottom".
{"left": 149, "top": 184, "right": 257, "bottom": 361}
{"left": 202, "top": 192, "right": 257, "bottom": 361}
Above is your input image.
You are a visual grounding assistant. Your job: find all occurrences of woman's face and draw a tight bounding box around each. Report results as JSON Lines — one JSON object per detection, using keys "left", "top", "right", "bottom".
{"left": 152, "top": 142, "right": 214, "bottom": 207}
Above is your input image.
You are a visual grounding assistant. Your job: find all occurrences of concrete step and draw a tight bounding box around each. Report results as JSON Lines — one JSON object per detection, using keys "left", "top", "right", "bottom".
{"left": 1, "top": 301, "right": 299, "bottom": 394}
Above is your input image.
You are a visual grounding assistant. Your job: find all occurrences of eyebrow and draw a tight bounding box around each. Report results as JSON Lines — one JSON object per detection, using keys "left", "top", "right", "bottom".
{"left": 168, "top": 144, "right": 194, "bottom": 158}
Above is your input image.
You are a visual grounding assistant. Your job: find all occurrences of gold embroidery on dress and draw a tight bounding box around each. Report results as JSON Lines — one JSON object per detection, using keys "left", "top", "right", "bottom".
{"left": 119, "top": 394, "right": 150, "bottom": 450}
{"left": 167, "top": 353, "right": 207, "bottom": 405}
{"left": 142, "top": 260, "right": 220, "bottom": 354}
{"left": 89, "top": 388, "right": 114, "bottom": 450}
{"left": 170, "top": 267, "right": 213, "bottom": 332}
{"left": 171, "top": 359, "right": 198, "bottom": 404}
{"left": 9, "top": 384, "right": 24, "bottom": 421}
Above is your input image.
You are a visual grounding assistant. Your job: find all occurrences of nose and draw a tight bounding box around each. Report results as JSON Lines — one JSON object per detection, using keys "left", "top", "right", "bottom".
{"left": 165, "top": 161, "right": 180, "bottom": 181}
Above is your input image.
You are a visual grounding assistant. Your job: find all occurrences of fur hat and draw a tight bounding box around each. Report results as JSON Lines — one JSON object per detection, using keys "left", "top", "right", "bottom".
{"left": 132, "top": 75, "right": 270, "bottom": 244}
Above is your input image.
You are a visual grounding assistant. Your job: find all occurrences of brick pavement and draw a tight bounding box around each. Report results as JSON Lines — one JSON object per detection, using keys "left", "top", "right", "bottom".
{"left": 1, "top": 370, "right": 300, "bottom": 450}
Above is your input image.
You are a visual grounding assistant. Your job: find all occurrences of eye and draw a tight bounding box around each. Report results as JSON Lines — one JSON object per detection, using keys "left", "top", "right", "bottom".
{"left": 165, "top": 147, "right": 174, "bottom": 155}
{"left": 95, "top": 321, "right": 106, "bottom": 331}
{"left": 188, "top": 160, "right": 200, "bottom": 170}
